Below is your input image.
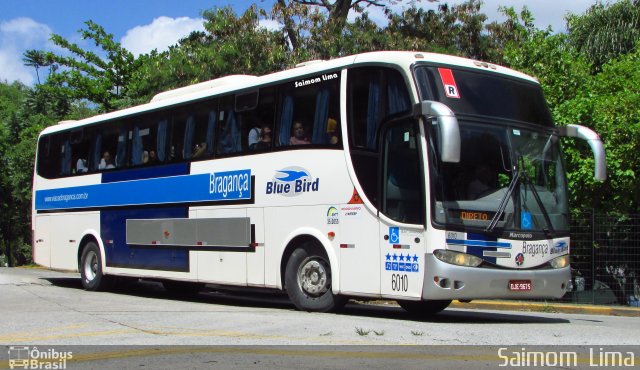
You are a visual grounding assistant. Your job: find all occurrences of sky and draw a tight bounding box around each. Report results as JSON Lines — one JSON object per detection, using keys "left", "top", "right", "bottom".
{"left": 0, "top": 0, "right": 599, "bottom": 86}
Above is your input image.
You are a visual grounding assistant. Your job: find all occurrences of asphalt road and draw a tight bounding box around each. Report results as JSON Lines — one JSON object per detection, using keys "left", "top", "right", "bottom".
{"left": 1, "top": 267, "right": 638, "bottom": 369}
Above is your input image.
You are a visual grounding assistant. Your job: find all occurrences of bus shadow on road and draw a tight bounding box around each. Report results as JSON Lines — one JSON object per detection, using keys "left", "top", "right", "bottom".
{"left": 41, "top": 277, "right": 83, "bottom": 289}
{"left": 43, "top": 276, "right": 295, "bottom": 310}
{"left": 341, "top": 301, "right": 571, "bottom": 324}
{"left": 42, "top": 277, "right": 569, "bottom": 324}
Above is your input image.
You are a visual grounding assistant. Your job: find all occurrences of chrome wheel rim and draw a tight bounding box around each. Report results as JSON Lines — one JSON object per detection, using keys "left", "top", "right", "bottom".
{"left": 297, "top": 257, "right": 329, "bottom": 296}
{"left": 83, "top": 250, "right": 98, "bottom": 282}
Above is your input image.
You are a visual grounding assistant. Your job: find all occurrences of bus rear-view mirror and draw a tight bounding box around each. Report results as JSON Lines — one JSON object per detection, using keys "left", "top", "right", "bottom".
{"left": 415, "top": 101, "right": 460, "bottom": 163}
{"left": 558, "top": 124, "right": 607, "bottom": 181}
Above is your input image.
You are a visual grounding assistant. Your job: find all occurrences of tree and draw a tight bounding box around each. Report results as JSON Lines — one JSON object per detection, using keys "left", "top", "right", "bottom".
{"left": 384, "top": 0, "right": 494, "bottom": 60}
{"left": 555, "top": 45, "right": 640, "bottom": 214}
{"left": 567, "top": 0, "right": 640, "bottom": 71}
{"left": 42, "top": 21, "right": 139, "bottom": 111}
{"left": 0, "top": 82, "right": 42, "bottom": 266}
{"left": 22, "top": 50, "right": 52, "bottom": 85}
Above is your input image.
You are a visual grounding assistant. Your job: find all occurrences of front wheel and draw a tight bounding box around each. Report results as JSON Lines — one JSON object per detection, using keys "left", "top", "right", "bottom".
{"left": 398, "top": 299, "right": 451, "bottom": 316}
{"left": 80, "top": 242, "right": 111, "bottom": 291}
{"left": 285, "top": 243, "right": 346, "bottom": 312}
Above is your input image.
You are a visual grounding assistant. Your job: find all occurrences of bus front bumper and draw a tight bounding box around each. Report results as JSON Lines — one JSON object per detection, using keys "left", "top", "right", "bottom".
{"left": 422, "top": 254, "right": 571, "bottom": 300}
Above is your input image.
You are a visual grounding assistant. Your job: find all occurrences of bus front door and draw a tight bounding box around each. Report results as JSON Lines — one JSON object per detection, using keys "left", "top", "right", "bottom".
{"left": 379, "top": 121, "right": 426, "bottom": 299}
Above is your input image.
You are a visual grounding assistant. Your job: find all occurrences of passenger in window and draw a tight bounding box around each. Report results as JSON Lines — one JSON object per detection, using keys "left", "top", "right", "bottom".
{"left": 142, "top": 150, "right": 149, "bottom": 164}
{"left": 326, "top": 118, "right": 339, "bottom": 145}
{"left": 193, "top": 142, "right": 207, "bottom": 158}
{"left": 255, "top": 125, "right": 272, "bottom": 150}
{"left": 149, "top": 150, "right": 158, "bottom": 163}
{"left": 290, "top": 121, "right": 310, "bottom": 145}
{"left": 248, "top": 124, "right": 261, "bottom": 150}
{"left": 76, "top": 158, "right": 88, "bottom": 173}
{"left": 99, "top": 151, "right": 115, "bottom": 169}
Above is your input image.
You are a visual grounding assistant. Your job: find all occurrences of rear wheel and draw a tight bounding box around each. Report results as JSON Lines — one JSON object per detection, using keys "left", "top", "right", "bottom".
{"left": 80, "top": 242, "right": 111, "bottom": 291}
{"left": 285, "top": 242, "right": 346, "bottom": 312}
{"left": 398, "top": 299, "right": 451, "bottom": 316}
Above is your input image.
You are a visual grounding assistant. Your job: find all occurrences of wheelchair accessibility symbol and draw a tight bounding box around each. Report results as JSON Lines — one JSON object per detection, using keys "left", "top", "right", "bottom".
{"left": 521, "top": 211, "right": 532, "bottom": 230}
{"left": 389, "top": 227, "right": 400, "bottom": 244}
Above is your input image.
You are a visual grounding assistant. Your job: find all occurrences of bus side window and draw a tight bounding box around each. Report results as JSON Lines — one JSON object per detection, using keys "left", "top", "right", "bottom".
{"left": 69, "top": 129, "right": 90, "bottom": 175}
{"left": 60, "top": 138, "right": 71, "bottom": 176}
{"left": 36, "top": 135, "right": 55, "bottom": 179}
{"left": 94, "top": 123, "right": 125, "bottom": 171}
{"left": 238, "top": 87, "right": 275, "bottom": 152}
{"left": 190, "top": 101, "right": 217, "bottom": 160}
{"left": 169, "top": 112, "right": 188, "bottom": 161}
{"left": 276, "top": 71, "right": 341, "bottom": 148}
{"left": 130, "top": 115, "right": 163, "bottom": 166}
{"left": 217, "top": 96, "right": 242, "bottom": 155}
{"left": 347, "top": 67, "right": 411, "bottom": 150}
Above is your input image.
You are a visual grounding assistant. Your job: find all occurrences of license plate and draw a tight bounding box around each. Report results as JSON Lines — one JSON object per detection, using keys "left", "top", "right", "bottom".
{"left": 509, "top": 280, "right": 532, "bottom": 291}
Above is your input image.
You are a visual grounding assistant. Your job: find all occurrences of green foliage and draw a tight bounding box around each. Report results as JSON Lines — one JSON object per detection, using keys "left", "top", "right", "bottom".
{"left": 44, "top": 20, "right": 139, "bottom": 111}
{"left": 384, "top": 0, "right": 494, "bottom": 59}
{"left": 568, "top": 0, "right": 640, "bottom": 71}
{"left": 556, "top": 46, "right": 640, "bottom": 213}
{"left": 493, "top": 4, "right": 640, "bottom": 214}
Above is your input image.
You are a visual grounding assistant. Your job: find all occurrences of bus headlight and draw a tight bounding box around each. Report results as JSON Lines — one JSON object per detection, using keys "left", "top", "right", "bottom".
{"left": 550, "top": 255, "right": 570, "bottom": 269}
{"left": 434, "top": 249, "right": 483, "bottom": 267}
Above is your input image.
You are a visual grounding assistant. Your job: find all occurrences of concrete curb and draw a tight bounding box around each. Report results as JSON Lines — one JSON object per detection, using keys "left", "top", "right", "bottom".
{"left": 449, "top": 300, "right": 640, "bottom": 317}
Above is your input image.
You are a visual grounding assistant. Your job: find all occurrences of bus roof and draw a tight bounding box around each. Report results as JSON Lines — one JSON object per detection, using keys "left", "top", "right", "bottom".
{"left": 41, "top": 51, "right": 538, "bottom": 136}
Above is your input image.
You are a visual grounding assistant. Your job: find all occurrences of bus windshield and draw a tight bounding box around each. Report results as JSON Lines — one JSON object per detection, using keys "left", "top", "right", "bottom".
{"left": 415, "top": 64, "right": 570, "bottom": 235}
{"left": 428, "top": 122, "right": 569, "bottom": 234}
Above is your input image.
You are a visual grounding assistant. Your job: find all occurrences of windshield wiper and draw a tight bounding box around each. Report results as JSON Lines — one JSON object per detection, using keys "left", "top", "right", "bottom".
{"left": 485, "top": 164, "right": 519, "bottom": 233}
{"left": 520, "top": 169, "right": 555, "bottom": 237}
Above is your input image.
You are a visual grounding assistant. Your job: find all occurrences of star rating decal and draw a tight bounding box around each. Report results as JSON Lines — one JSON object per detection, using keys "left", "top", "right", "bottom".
{"left": 384, "top": 253, "right": 419, "bottom": 273}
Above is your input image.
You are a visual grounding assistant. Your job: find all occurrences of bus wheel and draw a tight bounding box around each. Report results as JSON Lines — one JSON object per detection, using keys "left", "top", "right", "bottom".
{"left": 80, "top": 242, "right": 111, "bottom": 291}
{"left": 397, "top": 299, "right": 451, "bottom": 316}
{"left": 285, "top": 243, "right": 346, "bottom": 312}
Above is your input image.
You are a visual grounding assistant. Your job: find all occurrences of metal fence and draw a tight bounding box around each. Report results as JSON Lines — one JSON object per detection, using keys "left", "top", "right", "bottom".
{"left": 558, "top": 211, "right": 640, "bottom": 306}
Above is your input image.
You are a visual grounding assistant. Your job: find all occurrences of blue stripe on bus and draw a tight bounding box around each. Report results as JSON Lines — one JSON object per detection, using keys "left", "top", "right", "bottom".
{"left": 445, "top": 239, "right": 512, "bottom": 249}
{"left": 34, "top": 168, "right": 252, "bottom": 211}
{"left": 102, "top": 162, "right": 189, "bottom": 183}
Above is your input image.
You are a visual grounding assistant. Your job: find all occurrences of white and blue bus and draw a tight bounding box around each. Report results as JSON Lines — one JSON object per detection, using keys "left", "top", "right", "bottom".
{"left": 32, "top": 51, "right": 606, "bottom": 314}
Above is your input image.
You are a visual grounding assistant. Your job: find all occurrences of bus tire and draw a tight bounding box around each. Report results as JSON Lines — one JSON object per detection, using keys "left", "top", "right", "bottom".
{"left": 397, "top": 299, "right": 451, "bottom": 316}
{"left": 285, "top": 243, "right": 346, "bottom": 312}
{"left": 80, "top": 242, "right": 111, "bottom": 291}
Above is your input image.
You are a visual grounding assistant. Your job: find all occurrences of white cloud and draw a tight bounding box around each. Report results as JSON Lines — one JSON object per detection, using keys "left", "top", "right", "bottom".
{"left": 121, "top": 16, "right": 205, "bottom": 57}
{"left": 0, "top": 17, "right": 52, "bottom": 85}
